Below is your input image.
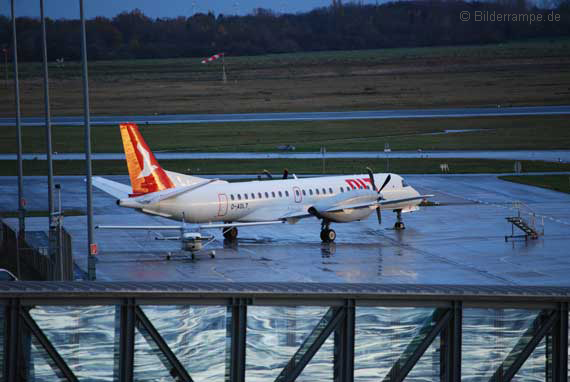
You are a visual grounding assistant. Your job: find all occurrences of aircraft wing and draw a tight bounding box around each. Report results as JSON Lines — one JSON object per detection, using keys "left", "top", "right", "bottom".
{"left": 236, "top": 205, "right": 313, "bottom": 222}
{"left": 199, "top": 221, "right": 286, "bottom": 229}
{"left": 324, "top": 194, "right": 433, "bottom": 213}
{"left": 324, "top": 201, "right": 378, "bottom": 212}
{"left": 92, "top": 177, "right": 131, "bottom": 199}
{"left": 379, "top": 195, "right": 433, "bottom": 206}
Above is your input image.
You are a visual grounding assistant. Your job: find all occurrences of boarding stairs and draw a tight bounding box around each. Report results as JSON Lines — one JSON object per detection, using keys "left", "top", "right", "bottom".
{"left": 505, "top": 202, "right": 544, "bottom": 241}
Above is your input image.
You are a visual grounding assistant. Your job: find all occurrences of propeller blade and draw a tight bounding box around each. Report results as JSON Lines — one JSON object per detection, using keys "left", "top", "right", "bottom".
{"left": 376, "top": 205, "right": 382, "bottom": 225}
{"left": 379, "top": 174, "right": 391, "bottom": 193}
{"left": 366, "top": 167, "right": 377, "bottom": 191}
{"left": 283, "top": 168, "right": 289, "bottom": 180}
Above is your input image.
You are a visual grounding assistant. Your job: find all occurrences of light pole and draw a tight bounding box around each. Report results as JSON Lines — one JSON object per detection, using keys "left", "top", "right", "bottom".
{"left": 11, "top": 0, "right": 25, "bottom": 280}
{"left": 40, "top": 0, "right": 57, "bottom": 276}
{"left": 79, "top": 0, "right": 96, "bottom": 280}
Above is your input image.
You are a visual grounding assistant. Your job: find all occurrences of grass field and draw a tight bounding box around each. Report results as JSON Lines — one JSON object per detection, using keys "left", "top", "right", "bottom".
{"left": 499, "top": 175, "right": 570, "bottom": 194}
{"left": 0, "top": 39, "right": 568, "bottom": 117}
{"left": 1, "top": 115, "right": 569, "bottom": 154}
{"left": 3, "top": 158, "right": 570, "bottom": 176}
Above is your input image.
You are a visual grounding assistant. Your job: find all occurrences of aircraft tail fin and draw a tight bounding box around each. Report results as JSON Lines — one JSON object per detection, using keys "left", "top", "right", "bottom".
{"left": 119, "top": 123, "right": 175, "bottom": 197}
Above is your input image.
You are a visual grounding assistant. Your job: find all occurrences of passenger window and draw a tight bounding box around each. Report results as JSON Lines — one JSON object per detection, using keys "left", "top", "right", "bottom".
{"left": 238, "top": 194, "right": 242, "bottom": 200}
{"left": 340, "top": 187, "right": 344, "bottom": 192}
{"left": 285, "top": 191, "right": 290, "bottom": 197}
{"left": 309, "top": 189, "right": 313, "bottom": 195}
{"left": 322, "top": 188, "right": 326, "bottom": 194}
{"left": 258, "top": 192, "right": 262, "bottom": 198}
{"left": 265, "top": 192, "right": 269, "bottom": 198}
{"left": 329, "top": 187, "right": 333, "bottom": 194}
{"left": 278, "top": 191, "right": 283, "bottom": 197}
{"left": 231, "top": 194, "right": 235, "bottom": 201}
{"left": 316, "top": 189, "right": 320, "bottom": 195}
{"left": 244, "top": 194, "right": 248, "bottom": 200}
{"left": 251, "top": 193, "right": 255, "bottom": 199}
{"left": 272, "top": 192, "right": 276, "bottom": 197}
{"left": 295, "top": 190, "right": 300, "bottom": 196}
{"left": 302, "top": 190, "right": 306, "bottom": 196}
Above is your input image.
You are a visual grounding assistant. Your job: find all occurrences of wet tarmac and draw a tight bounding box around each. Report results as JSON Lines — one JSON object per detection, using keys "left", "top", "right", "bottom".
{"left": 2, "top": 149, "right": 570, "bottom": 162}
{"left": 2, "top": 174, "right": 570, "bottom": 285}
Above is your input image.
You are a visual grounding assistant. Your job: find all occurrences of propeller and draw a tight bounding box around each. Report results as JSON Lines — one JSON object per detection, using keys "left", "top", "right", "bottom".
{"left": 262, "top": 169, "right": 273, "bottom": 179}
{"left": 366, "top": 168, "right": 391, "bottom": 225}
{"left": 283, "top": 168, "right": 289, "bottom": 180}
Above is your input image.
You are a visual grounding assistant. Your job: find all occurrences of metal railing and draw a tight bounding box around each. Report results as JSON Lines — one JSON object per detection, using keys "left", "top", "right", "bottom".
{"left": 1, "top": 282, "right": 568, "bottom": 381}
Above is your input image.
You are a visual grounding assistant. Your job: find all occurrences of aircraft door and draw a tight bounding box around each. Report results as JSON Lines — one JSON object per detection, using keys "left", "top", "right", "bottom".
{"left": 218, "top": 193, "right": 228, "bottom": 216}
{"left": 293, "top": 186, "right": 302, "bottom": 203}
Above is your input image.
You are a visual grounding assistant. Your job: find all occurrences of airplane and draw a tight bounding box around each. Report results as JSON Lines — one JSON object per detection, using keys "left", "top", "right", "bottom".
{"left": 93, "top": 123, "right": 432, "bottom": 249}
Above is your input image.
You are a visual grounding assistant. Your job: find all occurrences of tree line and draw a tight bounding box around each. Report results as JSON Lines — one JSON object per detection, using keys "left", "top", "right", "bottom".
{"left": 1, "top": 0, "right": 569, "bottom": 61}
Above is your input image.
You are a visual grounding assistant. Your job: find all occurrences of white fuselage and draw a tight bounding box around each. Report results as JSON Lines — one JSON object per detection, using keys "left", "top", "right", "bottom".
{"left": 143, "top": 173, "right": 421, "bottom": 224}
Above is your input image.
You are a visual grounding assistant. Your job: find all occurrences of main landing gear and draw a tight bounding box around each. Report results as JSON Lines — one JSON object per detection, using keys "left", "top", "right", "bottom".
{"left": 394, "top": 209, "right": 406, "bottom": 230}
{"left": 223, "top": 226, "right": 238, "bottom": 241}
{"left": 320, "top": 221, "right": 336, "bottom": 242}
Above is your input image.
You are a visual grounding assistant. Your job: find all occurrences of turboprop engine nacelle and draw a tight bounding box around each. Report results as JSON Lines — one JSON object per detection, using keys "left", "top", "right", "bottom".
{"left": 308, "top": 189, "right": 378, "bottom": 223}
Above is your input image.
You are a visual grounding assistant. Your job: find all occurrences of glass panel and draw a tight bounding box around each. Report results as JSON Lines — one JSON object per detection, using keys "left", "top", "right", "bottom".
{"left": 462, "top": 308, "right": 540, "bottom": 380}
{"left": 513, "top": 336, "right": 545, "bottom": 382}
{"left": 246, "top": 306, "right": 330, "bottom": 381}
{"left": 405, "top": 333, "right": 441, "bottom": 381}
{"left": 133, "top": 325, "right": 174, "bottom": 381}
{"left": 297, "top": 333, "right": 334, "bottom": 381}
{"left": 28, "top": 336, "right": 66, "bottom": 381}
{"left": 29, "top": 305, "right": 116, "bottom": 381}
{"left": 0, "top": 305, "right": 4, "bottom": 375}
{"left": 140, "top": 305, "right": 227, "bottom": 380}
{"left": 354, "top": 307, "right": 436, "bottom": 381}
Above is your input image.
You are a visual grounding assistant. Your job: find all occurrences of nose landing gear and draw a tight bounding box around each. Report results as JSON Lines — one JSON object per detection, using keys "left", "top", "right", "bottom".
{"left": 320, "top": 221, "right": 336, "bottom": 242}
{"left": 394, "top": 209, "right": 406, "bottom": 230}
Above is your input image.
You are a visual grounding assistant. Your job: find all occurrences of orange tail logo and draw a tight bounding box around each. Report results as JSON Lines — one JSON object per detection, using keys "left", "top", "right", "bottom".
{"left": 119, "top": 123, "right": 174, "bottom": 197}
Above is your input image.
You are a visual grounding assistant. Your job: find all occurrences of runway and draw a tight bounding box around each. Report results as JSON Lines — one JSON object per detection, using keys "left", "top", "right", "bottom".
{"left": 2, "top": 173, "right": 570, "bottom": 285}
{"left": 1, "top": 105, "right": 569, "bottom": 126}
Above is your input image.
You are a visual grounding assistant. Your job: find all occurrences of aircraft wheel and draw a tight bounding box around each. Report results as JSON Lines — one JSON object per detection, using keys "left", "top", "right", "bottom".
{"left": 394, "top": 222, "right": 405, "bottom": 230}
{"left": 327, "top": 229, "right": 336, "bottom": 242}
{"left": 320, "top": 229, "right": 336, "bottom": 242}
{"left": 224, "top": 227, "right": 238, "bottom": 241}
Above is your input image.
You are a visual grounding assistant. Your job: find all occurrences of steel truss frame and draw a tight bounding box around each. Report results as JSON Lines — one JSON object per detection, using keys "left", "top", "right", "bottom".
{"left": 1, "top": 282, "right": 569, "bottom": 382}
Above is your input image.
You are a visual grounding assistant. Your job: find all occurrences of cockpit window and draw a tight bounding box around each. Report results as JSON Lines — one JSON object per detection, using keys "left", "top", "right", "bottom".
{"left": 402, "top": 179, "right": 409, "bottom": 187}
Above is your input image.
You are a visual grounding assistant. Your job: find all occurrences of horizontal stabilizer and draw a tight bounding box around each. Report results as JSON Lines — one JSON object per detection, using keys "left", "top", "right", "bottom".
{"left": 96, "top": 225, "right": 183, "bottom": 230}
{"left": 92, "top": 176, "right": 131, "bottom": 199}
{"left": 132, "top": 179, "right": 218, "bottom": 205}
{"left": 165, "top": 170, "right": 215, "bottom": 187}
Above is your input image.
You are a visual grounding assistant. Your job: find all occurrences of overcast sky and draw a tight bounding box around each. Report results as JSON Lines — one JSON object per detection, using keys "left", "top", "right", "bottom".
{"left": 1, "top": 0, "right": 385, "bottom": 19}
